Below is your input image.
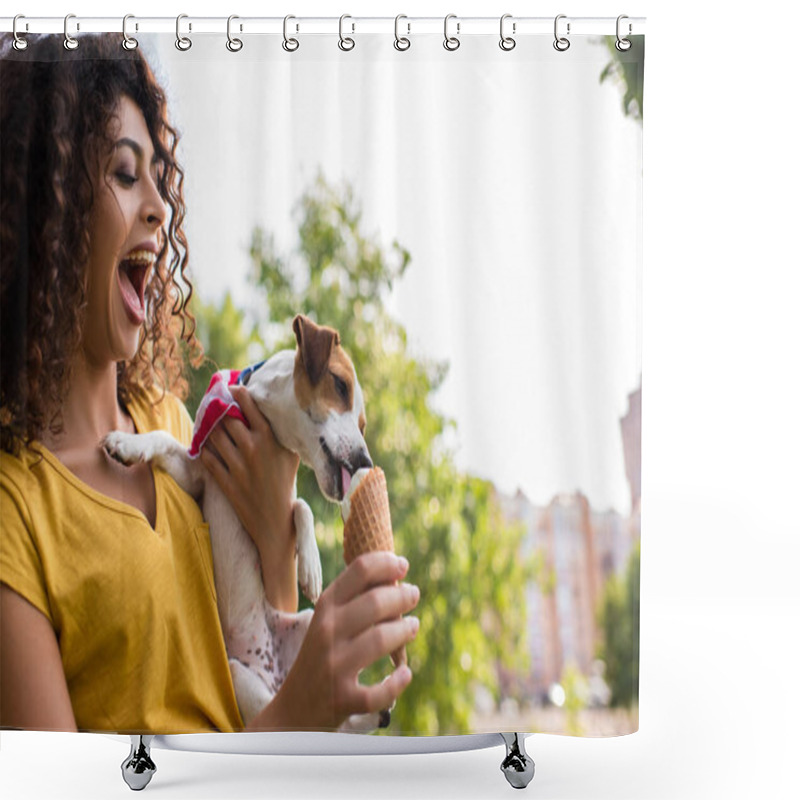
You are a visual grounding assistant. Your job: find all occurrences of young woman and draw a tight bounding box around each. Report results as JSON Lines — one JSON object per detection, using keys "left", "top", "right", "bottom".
{"left": 0, "top": 33, "right": 418, "bottom": 733}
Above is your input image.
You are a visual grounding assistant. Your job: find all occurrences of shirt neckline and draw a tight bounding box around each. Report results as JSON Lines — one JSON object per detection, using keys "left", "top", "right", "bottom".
{"left": 32, "top": 396, "right": 164, "bottom": 535}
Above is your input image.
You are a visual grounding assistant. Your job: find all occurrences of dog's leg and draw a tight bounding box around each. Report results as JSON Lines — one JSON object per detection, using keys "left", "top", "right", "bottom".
{"left": 338, "top": 711, "right": 384, "bottom": 733}
{"left": 228, "top": 659, "right": 275, "bottom": 727}
{"left": 294, "top": 498, "right": 322, "bottom": 604}
{"left": 102, "top": 431, "right": 205, "bottom": 500}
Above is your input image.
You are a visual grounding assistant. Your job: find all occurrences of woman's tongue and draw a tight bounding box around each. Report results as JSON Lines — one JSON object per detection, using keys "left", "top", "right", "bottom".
{"left": 119, "top": 264, "right": 144, "bottom": 324}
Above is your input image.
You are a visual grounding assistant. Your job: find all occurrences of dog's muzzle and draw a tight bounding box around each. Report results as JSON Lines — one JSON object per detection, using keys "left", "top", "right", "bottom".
{"left": 320, "top": 438, "right": 373, "bottom": 500}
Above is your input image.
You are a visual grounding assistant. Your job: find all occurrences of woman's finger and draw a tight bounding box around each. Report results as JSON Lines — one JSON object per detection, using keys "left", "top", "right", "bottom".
{"left": 354, "top": 665, "right": 413, "bottom": 716}
{"left": 201, "top": 439, "right": 226, "bottom": 470}
{"left": 344, "top": 615, "right": 419, "bottom": 673}
{"left": 331, "top": 552, "right": 409, "bottom": 606}
{"left": 200, "top": 445, "right": 235, "bottom": 495}
{"left": 337, "top": 582, "right": 420, "bottom": 640}
{"left": 230, "top": 384, "right": 272, "bottom": 435}
{"left": 206, "top": 422, "right": 242, "bottom": 473}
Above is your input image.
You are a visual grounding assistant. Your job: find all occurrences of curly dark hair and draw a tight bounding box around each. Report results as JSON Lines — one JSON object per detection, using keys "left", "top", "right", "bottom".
{"left": 0, "top": 33, "right": 201, "bottom": 455}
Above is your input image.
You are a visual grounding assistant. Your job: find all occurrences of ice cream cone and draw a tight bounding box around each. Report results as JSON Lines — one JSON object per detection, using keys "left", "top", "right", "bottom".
{"left": 342, "top": 467, "right": 407, "bottom": 667}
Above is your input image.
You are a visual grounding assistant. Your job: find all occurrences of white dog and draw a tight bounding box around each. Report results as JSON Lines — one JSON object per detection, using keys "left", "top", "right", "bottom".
{"left": 104, "top": 315, "right": 377, "bottom": 728}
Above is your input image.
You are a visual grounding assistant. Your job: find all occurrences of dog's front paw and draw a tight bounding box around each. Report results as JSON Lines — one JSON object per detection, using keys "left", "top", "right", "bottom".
{"left": 102, "top": 431, "right": 145, "bottom": 465}
{"left": 298, "top": 546, "right": 322, "bottom": 605}
{"left": 338, "top": 710, "right": 386, "bottom": 733}
{"left": 294, "top": 500, "right": 322, "bottom": 604}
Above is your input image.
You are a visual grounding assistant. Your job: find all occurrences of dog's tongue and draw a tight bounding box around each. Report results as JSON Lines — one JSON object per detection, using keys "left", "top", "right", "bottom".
{"left": 341, "top": 466, "right": 352, "bottom": 498}
{"left": 342, "top": 467, "right": 372, "bottom": 522}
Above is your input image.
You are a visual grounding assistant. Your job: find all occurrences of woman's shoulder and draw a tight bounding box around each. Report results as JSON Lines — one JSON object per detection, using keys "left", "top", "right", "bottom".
{"left": 128, "top": 385, "right": 195, "bottom": 447}
{"left": 1, "top": 441, "right": 46, "bottom": 490}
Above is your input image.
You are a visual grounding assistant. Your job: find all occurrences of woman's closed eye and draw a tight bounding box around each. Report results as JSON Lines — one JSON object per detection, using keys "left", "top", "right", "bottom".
{"left": 115, "top": 171, "right": 138, "bottom": 187}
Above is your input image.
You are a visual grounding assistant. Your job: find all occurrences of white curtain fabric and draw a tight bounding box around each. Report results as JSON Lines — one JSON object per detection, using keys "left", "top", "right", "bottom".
{"left": 148, "top": 32, "right": 641, "bottom": 517}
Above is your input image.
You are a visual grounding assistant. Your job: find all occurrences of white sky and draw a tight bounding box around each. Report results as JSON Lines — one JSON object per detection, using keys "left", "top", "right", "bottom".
{"left": 145, "top": 33, "right": 642, "bottom": 515}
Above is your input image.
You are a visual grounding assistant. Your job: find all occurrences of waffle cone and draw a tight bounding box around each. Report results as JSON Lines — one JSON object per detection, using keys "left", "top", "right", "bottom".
{"left": 343, "top": 468, "right": 393, "bottom": 564}
{"left": 342, "top": 467, "right": 407, "bottom": 667}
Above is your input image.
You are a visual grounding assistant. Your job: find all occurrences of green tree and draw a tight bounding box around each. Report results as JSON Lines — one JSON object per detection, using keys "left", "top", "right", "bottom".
{"left": 596, "top": 542, "right": 640, "bottom": 707}
{"left": 185, "top": 291, "right": 261, "bottom": 415}
{"left": 234, "top": 175, "right": 536, "bottom": 734}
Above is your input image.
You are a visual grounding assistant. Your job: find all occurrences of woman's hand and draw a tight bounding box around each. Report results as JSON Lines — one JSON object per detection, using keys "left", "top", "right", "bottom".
{"left": 200, "top": 384, "right": 300, "bottom": 610}
{"left": 248, "top": 551, "right": 420, "bottom": 731}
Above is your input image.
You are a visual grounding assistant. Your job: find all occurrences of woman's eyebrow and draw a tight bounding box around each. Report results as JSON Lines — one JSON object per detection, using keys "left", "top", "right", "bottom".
{"left": 114, "top": 137, "right": 159, "bottom": 165}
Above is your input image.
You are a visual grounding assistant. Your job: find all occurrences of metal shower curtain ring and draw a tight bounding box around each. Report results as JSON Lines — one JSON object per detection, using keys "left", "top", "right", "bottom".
{"left": 338, "top": 14, "right": 355, "bottom": 51}
{"left": 616, "top": 15, "right": 633, "bottom": 51}
{"left": 63, "top": 13, "right": 79, "bottom": 50}
{"left": 122, "top": 14, "right": 138, "bottom": 51}
{"left": 554, "top": 14, "right": 571, "bottom": 51}
{"left": 283, "top": 15, "right": 299, "bottom": 51}
{"left": 394, "top": 14, "right": 411, "bottom": 51}
{"left": 12, "top": 14, "right": 28, "bottom": 50}
{"left": 226, "top": 15, "right": 243, "bottom": 52}
{"left": 175, "top": 14, "right": 192, "bottom": 50}
{"left": 444, "top": 14, "right": 460, "bottom": 51}
{"left": 499, "top": 14, "right": 516, "bottom": 51}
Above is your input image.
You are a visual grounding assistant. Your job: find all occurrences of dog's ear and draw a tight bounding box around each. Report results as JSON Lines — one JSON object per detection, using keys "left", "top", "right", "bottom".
{"left": 293, "top": 314, "right": 340, "bottom": 387}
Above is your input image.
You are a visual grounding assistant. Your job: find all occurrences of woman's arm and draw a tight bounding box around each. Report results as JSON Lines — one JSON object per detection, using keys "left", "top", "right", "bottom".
{"left": 246, "top": 551, "right": 420, "bottom": 731}
{"left": 200, "top": 385, "right": 300, "bottom": 613}
{"left": 0, "top": 584, "right": 77, "bottom": 730}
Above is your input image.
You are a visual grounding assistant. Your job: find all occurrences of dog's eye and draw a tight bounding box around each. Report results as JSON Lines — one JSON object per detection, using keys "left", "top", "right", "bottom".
{"left": 333, "top": 374, "right": 349, "bottom": 403}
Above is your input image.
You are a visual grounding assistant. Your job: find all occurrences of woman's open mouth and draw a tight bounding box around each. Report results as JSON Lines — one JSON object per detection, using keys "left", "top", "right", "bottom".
{"left": 118, "top": 249, "right": 155, "bottom": 325}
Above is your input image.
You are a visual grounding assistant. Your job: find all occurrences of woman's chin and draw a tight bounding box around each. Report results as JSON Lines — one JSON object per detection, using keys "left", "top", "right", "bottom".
{"left": 103, "top": 323, "right": 144, "bottom": 365}
{"left": 114, "top": 304, "right": 145, "bottom": 361}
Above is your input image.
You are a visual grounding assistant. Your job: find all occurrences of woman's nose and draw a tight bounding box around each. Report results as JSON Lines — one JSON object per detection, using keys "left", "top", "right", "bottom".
{"left": 143, "top": 174, "right": 168, "bottom": 228}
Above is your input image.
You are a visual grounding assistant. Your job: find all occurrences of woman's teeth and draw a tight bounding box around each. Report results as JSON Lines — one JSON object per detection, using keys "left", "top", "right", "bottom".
{"left": 122, "top": 249, "right": 156, "bottom": 265}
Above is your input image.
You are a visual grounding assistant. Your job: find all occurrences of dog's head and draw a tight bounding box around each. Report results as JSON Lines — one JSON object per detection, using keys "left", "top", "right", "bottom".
{"left": 246, "top": 314, "right": 372, "bottom": 503}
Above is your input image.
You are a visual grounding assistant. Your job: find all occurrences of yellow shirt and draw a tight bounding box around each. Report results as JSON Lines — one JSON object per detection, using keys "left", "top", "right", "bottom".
{"left": 0, "top": 389, "right": 243, "bottom": 733}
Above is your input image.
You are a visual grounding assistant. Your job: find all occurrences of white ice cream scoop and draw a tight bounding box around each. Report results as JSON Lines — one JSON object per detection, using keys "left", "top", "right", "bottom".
{"left": 341, "top": 467, "right": 372, "bottom": 523}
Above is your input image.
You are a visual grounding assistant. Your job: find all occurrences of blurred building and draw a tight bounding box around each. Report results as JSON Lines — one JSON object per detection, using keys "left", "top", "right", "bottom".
{"left": 499, "top": 380, "right": 642, "bottom": 700}
{"left": 501, "top": 490, "right": 631, "bottom": 698}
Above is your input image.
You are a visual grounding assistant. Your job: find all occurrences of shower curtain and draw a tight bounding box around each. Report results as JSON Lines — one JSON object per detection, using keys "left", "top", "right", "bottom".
{"left": 0, "top": 22, "right": 644, "bottom": 741}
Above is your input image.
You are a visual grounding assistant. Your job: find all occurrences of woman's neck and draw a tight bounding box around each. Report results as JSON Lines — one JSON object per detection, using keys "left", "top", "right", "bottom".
{"left": 42, "top": 357, "right": 131, "bottom": 454}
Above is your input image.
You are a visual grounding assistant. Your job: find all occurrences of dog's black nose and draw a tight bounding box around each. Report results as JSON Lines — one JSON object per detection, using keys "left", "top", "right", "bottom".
{"left": 352, "top": 448, "right": 373, "bottom": 472}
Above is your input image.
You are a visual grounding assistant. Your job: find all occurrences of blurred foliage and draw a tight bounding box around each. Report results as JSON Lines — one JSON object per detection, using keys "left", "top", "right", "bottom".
{"left": 185, "top": 292, "right": 260, "bottom": 416}
{"left": 189, "top": 175, "right": 539, "bottom": 734}
{"left": 561, "top": 663, "right": 588, "bottom": 736}
{"left": 596, "top": 541, "right": 640, "bottom": 707}
{"left": 600, "top": 35, "right": 644, "bottom": 122}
